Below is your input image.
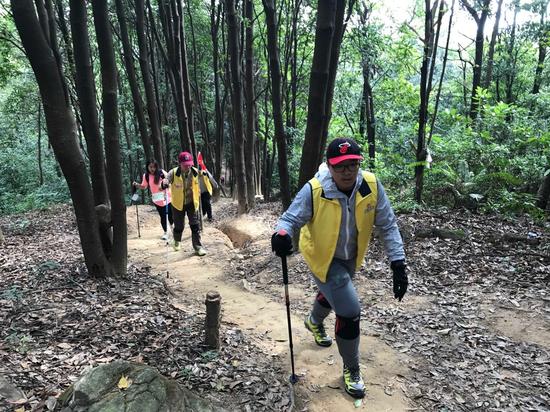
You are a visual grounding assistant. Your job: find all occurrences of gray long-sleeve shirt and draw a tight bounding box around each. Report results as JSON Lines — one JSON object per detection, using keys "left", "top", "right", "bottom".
{"left": 275, "top": 168, "right": 405, "bottom": 263}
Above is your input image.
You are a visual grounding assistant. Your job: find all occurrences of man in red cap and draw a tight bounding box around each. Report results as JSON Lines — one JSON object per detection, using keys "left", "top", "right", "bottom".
{"left": 162, "top": 152, "right": 206, "bottom": 256}
{"left": 271, "top": 137, "right": 408, "bottom": 399}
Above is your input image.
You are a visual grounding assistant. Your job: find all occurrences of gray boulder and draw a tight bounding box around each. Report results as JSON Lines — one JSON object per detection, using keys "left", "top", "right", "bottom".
{"left": 59, "top": 361, "right": 222, "bottom": 412}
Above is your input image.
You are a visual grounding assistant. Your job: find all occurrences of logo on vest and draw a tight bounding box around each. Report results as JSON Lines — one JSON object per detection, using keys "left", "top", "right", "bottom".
{"left": 364, "top": 203, "right": 375, "bottom": 214}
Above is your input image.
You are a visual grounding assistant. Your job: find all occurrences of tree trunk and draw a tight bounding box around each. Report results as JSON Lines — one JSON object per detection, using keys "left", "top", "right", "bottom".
{"left": 176, "top": 0, "right": 196, "bottom": 158}
{"left": 461, "top": 0, "right": 490, "bottom": 119}
{"left": 428, "top": 0, "right": 455, "bottom": 147}
{"left": 360, "top": 62, "right": 376, "bottom": 170}
{"left": 211, "top": 0, "right": 224, "bottom": 186}
{"left": 536, "top": 170, "right": 550, "bottom": 211}
{"left": 136, "top": 0, "right": 164, "bottom": 167}
{"left": 38, "top": 102, "right": 44, "bottom": 185}
{"left": 483, "top": 0, "right": 503, "bottom": 89}
{"left": 318, "top": 0, "right": 347, "bottom": 163}
{"left": 12, "top": 0, "right": 111, "bottom": 277}
{"left": 416, "top": 0, "right": 444, "bottom": 203}
{"left": 91, "top": 0, "right": 127, "bottom": 276}
{"left": 533, "top": 4, "right": 548, "bottom": 94}
{"left": 244, "top": 0, "right": 256, "bottom": 207}
{"left": 69, "top": 0, "right": 109, "bottom": 206}
{"left": 114, "top": 0, "right": 153, "bottom": 162}
{"left": 298, "top": 0, "right": 337, "bottom": 188}
{"left": 225, "top": 0, "right": 248, "bottom": 213}
{"left": 262, "top": 0, "right": 291, "bottom": 209}
{"left": 505, "top": 4, "right": 519, "bottom": 105}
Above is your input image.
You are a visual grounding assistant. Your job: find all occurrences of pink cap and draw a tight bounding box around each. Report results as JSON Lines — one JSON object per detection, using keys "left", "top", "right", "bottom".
{"left": 178, "top": 151, "right": 194, "bottom": 166}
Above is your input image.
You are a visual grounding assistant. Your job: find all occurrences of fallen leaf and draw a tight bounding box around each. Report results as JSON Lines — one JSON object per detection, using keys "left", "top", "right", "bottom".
{"left": 118, "top": 375, "right": 131, "bottom": 389}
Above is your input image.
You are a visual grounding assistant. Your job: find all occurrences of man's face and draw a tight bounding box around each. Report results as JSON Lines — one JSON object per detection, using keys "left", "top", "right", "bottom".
{"left": 328, "top": 160, "right": 360, "bottom": 191}
{"left": 180, "top": 162, "right": 191, "bottom": 173}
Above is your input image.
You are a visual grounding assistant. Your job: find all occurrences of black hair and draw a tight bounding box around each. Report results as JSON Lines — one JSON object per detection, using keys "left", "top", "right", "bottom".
{"left": 144, "top": 160, "right": 164, "bottom": 185}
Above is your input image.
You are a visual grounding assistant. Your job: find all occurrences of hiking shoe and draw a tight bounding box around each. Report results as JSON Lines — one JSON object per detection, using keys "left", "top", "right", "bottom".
{"left": 173, "top": 241, "right": 181, "bottom": 251}
{"left": 343, "top": 365, "right": 365, "bottom": 399}
{"left": 161, "top": 232, "right": 168, "bottom": 241}
{"left": 304, "top": 315, "right": 332, "bottom": 347}
{"left": 195, "top": 246, "right": 206, "bottom": 256}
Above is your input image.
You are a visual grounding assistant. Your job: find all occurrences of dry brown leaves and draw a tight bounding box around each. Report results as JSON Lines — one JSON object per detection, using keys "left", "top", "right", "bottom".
{"left": 0, "top": 206, "right": 291, "bottom": 412}
{"left": 224, "top": 204, "right": 550, "bottom": 411}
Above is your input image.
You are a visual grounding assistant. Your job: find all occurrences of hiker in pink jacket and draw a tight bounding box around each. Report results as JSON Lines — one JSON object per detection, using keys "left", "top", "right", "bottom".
{"left": 133, "top": 160, "right": 173, "bottom": 240}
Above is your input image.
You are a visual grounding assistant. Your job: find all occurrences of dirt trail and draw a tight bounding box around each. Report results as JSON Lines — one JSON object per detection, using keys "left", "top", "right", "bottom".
{"left": 127, "top": 205, "right": 409, "bottom": 411}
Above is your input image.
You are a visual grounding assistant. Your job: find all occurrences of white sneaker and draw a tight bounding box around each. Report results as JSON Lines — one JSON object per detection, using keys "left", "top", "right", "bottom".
{"left": 161, "top": 232, "right": 168, "bottom": 240}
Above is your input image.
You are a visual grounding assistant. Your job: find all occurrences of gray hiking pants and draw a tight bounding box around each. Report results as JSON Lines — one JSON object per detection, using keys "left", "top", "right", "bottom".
{"left": 310, "top": 258, "right": 361, "bottom": 370}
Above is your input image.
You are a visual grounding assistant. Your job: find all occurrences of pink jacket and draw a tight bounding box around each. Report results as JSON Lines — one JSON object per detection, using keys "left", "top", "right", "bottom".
{"left": 140, "top": 170, "right": 171, "bottom": 207}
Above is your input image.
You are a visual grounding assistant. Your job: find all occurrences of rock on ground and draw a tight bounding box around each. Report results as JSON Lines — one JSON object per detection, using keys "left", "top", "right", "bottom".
{"left": 59, "top": 361, "right": 223, "bottom": 412}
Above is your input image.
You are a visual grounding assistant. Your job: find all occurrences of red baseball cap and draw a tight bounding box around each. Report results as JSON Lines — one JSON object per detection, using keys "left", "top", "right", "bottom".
{"left": 178, "top": 151, "right": 194, "bottom": 166}
{"left": 326, "top": 138, "right": 363, "bottom": 165}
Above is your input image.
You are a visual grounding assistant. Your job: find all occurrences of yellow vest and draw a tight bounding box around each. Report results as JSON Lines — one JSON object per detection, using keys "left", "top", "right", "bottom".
{"left": 170, "top": 167, "right": 200, "bottom": 211}
{"left": 299, "top": 171, "right": 378, "bottom": 283}
{"left": 201, "top": 173, "right": 213, "bottom": 195}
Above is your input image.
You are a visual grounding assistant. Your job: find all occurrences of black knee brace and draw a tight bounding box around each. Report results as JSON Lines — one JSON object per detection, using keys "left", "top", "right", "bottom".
{"left": 316, "top": 291, "right": 332, "bottom": 309}
{"left": 190, "top": 224, "right": 200, "bottom": 233}
{"left": 335, "top": 314, "right": 360, "bottom": 340}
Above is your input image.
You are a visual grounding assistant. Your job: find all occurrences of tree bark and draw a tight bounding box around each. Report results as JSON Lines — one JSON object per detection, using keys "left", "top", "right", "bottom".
{"left": 483, "top": 0, "right": 503, "bottom": 89}
{"left": 244, "top": 0, "right": 256, "bottom": 207}
{"left": 37, "top": 102, "right": 44, "bottom": 185}
{"left": 298, "top": 0, "right": 337, "bottom": 188}
{"left": 136, "top": 0, "right": 164, "bottom": 167}
{"left": 505, "top": 4, "right": 519, "bottom": 105}
{"left": 69, "top": 0, "right": 109, "bottom": 206}
{"left": 176, "top": 0, "right": 196, "bottom": 157}
{"left": 114, "top": 0, "right": 153, "bottom": 162}
{"left": 415, "top": 0, "right": 444, "bottom": 203}
{"left": 12, "top": 0, "right": 111, "bottom": 277}
{"left": 536, "top": 170, "right": 550, "bottom": 211}
{"left": 225, "top": 0, "right": 248, "bottom": 213}
{"left": 318, "top": 0, "right": 347, "bottom": 163}
{"left": 262, "top": 0, "right": 291, "bottom": 209}
{"left": 211, "top": 0, "right": 224, "bottom": 187}
{"left": 532, "top": 3, "right": 548, "bottom": 94}
{"left": 461, "top": 0, "right": 491, "bottom": 119}
{"left": 91, "top": 0, "right": 127, "bottom": 275}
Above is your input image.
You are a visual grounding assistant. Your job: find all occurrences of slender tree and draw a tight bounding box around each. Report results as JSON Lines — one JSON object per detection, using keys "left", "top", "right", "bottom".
{"left": 461, "top": 0, "right": 491, "bottom": 119}
{"left": 532, "top": 0, "right": 549, "bottom": 94}
{"left": 483, "top": 0, "right": 504, "bottom": 89}
{"left": 244, "top": 0, "right": 257, "bottom": 207}
{"left": 262, "top": 0, "right": 291, "bottom": 209}
{"left": 69, "top": 0, "right": 109, "bottom": 206}
{"left": 114, "top": 0, "right": 153, "bottom": 162}
{"left": 226, "top": 0, "right": 248, "bottom": 213}
{"left": 136, "top": 0, "right": 164, "bottom": 167}
{"left": 91, "top": 0, "right": 127, "bottom": 275}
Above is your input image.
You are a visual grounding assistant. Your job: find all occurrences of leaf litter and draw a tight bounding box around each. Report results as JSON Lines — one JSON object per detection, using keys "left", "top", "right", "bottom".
{"left": 0, "top": 205, "right": 292, "bottom": 411}
{"left": 220, "top": 204, "right": 550, "bottom": 411}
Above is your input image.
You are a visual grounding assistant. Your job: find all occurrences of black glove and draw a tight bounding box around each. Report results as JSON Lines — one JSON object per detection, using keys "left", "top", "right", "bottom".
{"left": 271, "top": 230, "right": 293, "bottom": 257}
{"left": 391, "top": 260, "right": 408, "bottom": 302}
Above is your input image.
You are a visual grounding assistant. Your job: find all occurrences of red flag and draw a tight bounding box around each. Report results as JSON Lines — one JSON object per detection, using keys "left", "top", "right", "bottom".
{"left": 197, "top": 152, "right": 206, "bottom": 171}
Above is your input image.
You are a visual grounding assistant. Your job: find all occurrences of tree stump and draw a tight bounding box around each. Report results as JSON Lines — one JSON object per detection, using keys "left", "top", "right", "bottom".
{"left": 205, "top": 291, "right": 221, "bottom": 349}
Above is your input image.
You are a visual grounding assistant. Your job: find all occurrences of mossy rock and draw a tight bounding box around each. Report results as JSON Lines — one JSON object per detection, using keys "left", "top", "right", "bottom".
{"left": 59, "top": 361, "right": 223, "bottom": 412}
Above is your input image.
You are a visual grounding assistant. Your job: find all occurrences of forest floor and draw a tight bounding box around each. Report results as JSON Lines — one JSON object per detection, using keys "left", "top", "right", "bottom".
{"left": 0, "top": 198, "right": 549, "bottom": 411}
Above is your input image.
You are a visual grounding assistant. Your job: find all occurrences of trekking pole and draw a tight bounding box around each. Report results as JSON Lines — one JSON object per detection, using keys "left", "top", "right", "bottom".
{"left": 131, "top": 184, "right": 141, "bottom": 238}
{"left": 281, "top": 255, "right": 299, "bottom": 384}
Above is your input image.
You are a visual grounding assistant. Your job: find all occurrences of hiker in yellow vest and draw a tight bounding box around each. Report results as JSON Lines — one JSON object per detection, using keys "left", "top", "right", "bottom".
{"left": 199, "top": 169, "right": 218, "bottom": 222}
{"left": 161, "top": 151, "right": 206, "bottom": 256}
{"left": 271, "top": 137, "right": 408, "bottom": 399}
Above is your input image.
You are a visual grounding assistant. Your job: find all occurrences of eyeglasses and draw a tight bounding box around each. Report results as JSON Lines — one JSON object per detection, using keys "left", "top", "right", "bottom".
{"left": 331, "top": 162, "right": 360, "bottom": 173}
